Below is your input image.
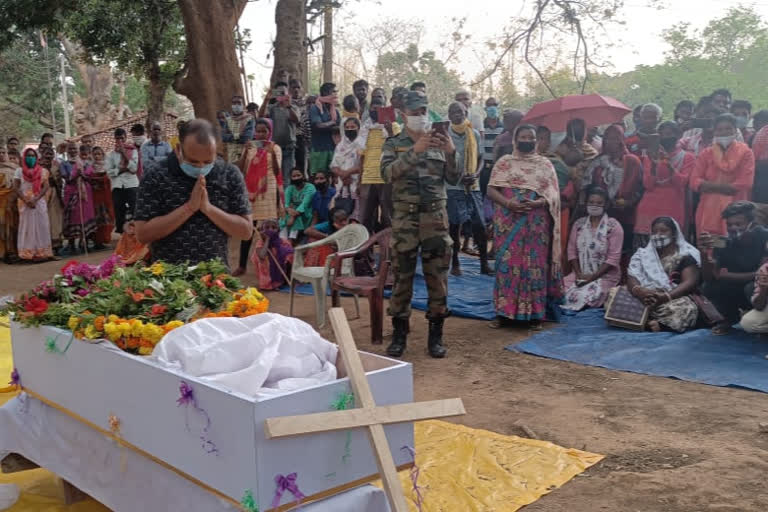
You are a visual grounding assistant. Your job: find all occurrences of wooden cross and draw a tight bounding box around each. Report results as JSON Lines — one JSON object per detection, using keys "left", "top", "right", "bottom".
{"left": 265, "top": 308, "right": 466, "bottom": 512}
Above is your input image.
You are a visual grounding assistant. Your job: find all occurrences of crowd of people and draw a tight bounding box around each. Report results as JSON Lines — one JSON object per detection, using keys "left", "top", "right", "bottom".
{"left": 2, "top": 81, "right": 768, "bottom": 356}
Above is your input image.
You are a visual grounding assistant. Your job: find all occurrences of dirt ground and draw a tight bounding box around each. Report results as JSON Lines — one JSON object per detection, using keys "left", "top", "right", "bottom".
{"left": 2, "top": 248, "right": 768, "bottom": 512}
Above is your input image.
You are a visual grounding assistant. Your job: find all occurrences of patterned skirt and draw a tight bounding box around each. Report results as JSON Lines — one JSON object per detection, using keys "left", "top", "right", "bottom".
{"left": 493, "top": 187, "right": 563, "bottom": 321}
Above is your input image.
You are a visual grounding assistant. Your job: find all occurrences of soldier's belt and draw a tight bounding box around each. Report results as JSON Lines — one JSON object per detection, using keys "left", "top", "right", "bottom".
{"left": 393, "top": 200, "right": 446, "bottom": 213}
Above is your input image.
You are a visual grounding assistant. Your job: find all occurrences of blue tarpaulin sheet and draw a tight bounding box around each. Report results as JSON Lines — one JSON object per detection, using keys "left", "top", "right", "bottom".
{"left": 509, "top": 309, "right": 768, "bottom": 393}
{"left": 279, "top": 255, "right": 496, "bottom": 320}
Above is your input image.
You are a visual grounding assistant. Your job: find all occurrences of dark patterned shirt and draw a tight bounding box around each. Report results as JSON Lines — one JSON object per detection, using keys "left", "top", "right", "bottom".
{"left": 134, "top": 153, "right": 251, "bottom": 265}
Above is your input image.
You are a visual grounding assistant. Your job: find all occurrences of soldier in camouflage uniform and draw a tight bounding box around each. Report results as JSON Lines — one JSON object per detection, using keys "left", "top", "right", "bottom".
{"left": 380, "top": 91, "right": 462, "bottom": 358}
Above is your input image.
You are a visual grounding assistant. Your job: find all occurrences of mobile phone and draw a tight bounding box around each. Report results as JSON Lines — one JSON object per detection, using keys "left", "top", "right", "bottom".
{"left": 375, "top": 106, "right": 396, "bottom": 124}
{"left": 713, "top": 236, "right": 728, "bottom": 249}
{"left": 431, "top": 121, "right": 450, "bottom": 136}
{"left": 691, "top": 117, "right": 714, "bottom": 130}
{"left": 252, "top": 140, "right": 264, "bottom": 149}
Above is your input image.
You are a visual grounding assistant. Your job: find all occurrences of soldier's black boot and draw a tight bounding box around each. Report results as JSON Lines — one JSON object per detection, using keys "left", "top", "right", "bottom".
{"left": 427, "top": 317, "right": 447, "bottom": 358}
{"left": 387, "top": 317, "right": 408, "bottom": 357}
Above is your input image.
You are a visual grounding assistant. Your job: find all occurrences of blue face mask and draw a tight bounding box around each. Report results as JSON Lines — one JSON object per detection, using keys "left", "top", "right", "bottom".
{"left": 485, "top": 106, "right": 499, "bottom": 119}
{"left": 178, "top": 151, "right": 214, "bottom": 178}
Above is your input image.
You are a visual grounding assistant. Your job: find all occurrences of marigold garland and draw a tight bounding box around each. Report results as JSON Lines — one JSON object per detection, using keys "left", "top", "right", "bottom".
{"left": 3, "top": 259, "right": 270, "bottom": 357}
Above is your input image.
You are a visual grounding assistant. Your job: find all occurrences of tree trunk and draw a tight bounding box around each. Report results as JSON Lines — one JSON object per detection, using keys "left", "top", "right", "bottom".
{"left": 272, "top": 0, "right": 306, "bottom": 87}
{"left": 61, "top": 38, "right": 115, "bottom": 135}
{"left": 146, "top": 61, "right": 167, "bottom": 127}
{"left": 322, "top": 6, "right": 333, "bottom": 83}
{"left": 175, "top": 0, "right": 247, "bottom": 123}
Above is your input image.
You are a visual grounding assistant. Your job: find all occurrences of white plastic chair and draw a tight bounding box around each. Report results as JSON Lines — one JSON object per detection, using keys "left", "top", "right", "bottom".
{"left": 289, "top": 224, "right": 369, "bottom": 328}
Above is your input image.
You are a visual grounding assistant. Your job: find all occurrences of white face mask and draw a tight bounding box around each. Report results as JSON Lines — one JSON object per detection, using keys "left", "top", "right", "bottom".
{"left": 232, "top": 104, "right": 244, "bottom": 115}
{"left": 406, "top": 115, "right": 430, "bottom": 133}
{"left": 586, "top": 205, "right": 604, "bottom": 217}
{"left": 735, "top": 116, "right": 749, "bottom": 129}
{"left": 133, "top": 136, "right": 145, "bottom": 146}
{"left": 714, "top": 135, "right": 736, "bottom": 148}
{"left": 651, "top": 234, "right": 672, "bottom": 250}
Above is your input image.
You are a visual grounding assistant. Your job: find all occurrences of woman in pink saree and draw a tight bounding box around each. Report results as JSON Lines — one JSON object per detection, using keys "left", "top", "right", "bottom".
{"left": 487, "top": 124, "right": 563, "bottom": 329}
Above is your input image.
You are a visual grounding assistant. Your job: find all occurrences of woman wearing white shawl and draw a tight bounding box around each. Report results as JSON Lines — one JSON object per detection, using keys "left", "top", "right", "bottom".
{"left": 330, "top": 117, "right": 365, "bottom": 220}
{"left": 626, "top": 216, "right": 701, "bottom": 332}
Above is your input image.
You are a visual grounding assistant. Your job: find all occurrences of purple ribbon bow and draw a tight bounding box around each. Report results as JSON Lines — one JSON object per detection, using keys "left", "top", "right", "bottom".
{"left": 271, "top": 472, "right": 305, "bottom": 508}
{"left": 401, "top": 446, "right": 424, "bottom": 511}
{"left": 9, "top": 368, "right": 20, "bottom": 387}
{"left": 176, "top": 381, "right": 218, "bottom": 455}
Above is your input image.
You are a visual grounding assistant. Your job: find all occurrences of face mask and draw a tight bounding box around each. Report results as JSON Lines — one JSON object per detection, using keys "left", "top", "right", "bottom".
{"left": 485, "top": 106, "right": 499, "bottom": 119}
{"left": 133, "top": 136, "right": 145, "bottom": 146}
{"left": 660, "top": 137, "right": 678, "bottom": 151}
{"left": 291, "top": 178, "right": 304, "bottom": 187}
{"left": 516, "top": 141, "right": 536, "bottom": 154}
{"left": 25, "top": 155, "right": 37, "bottom": 168}
{"left": 345, "top": 130, "right": 358, "bottom": 141}
{"left": 315, "top": 181, "right": 327, "bottom": 191}
{"left": 232, "top": 104, "right": 244, "bottom": 115}
{"left": 178, "top": 151, "right": 214, "bottom": 178}
{"left": 406, "top": 115, "right": 430, "bottom": 133}
{"left": 651, "top": 234, "right": 672, "bottom": 249}
{"left": 714, "top": 135, "right": 736, "bottom": 148}
{"left": 586, "top": 205, "right": 604, "bottom": 217}
{"left": 735, "top": 116, "right": 749, "bottom": 129}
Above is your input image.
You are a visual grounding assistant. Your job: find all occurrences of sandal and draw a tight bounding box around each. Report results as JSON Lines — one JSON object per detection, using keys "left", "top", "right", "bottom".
{"left": 488, "top": 317, "right": 508, "bottom": 329}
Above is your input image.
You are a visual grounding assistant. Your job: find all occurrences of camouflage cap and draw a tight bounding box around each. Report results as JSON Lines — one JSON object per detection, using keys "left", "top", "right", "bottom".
{"left": 404, "top": 91, "right": 428, "bottom": 110}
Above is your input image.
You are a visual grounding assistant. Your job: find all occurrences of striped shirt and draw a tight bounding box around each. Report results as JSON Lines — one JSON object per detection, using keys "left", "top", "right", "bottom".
{"left": 482, "top": 119, "right": 504, "bottom": 171}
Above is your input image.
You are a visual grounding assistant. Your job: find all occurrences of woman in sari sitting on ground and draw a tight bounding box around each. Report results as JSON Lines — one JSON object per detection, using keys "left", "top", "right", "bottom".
{"left": 626, "top": 216, "right": 702, "bottom": 332}
{"left": 487, "top": 124, "right": 563, "bottom": 330}
{"left": 250, "top": 219, "right": 293, "bottom": 290}
{"left": 563, "top": 186, "right": 623, "bottom": 310}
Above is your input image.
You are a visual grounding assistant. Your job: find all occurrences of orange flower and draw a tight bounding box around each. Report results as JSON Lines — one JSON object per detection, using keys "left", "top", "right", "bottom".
{"left": 201, "top": 274, "right": 212, "bottom": 287}
{"left": 93, "top": 316, "right": 106, "bottom": 332}
{"left": 126, "top": 337, "right": 140, "bottom": 349}
{"left": 143, "top": 289, "right": 155, "bottom": 298}
{"left": 131, "top": 292, "right": 145, "bottom": 303}
{"left": 150, "top": 304, "right": 167, "bottom": 316}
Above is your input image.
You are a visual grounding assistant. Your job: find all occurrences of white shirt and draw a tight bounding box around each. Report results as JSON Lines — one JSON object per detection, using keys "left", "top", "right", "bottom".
{"left": 106, "top": 149, "right": 139, "bottom": 189}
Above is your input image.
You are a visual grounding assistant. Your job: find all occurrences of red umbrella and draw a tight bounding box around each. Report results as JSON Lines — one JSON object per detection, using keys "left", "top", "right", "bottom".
{"left": 522, "top": 94, "right": 632, "bottom": 132}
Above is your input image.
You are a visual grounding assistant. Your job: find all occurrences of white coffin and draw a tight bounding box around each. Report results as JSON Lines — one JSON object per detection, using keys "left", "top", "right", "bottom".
{"left": 10, "top": 321, "right": 414, "bottom": 511}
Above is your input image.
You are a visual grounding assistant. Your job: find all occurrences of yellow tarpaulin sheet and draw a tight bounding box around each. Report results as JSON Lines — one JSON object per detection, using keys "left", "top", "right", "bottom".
{"left": 376, "top": 420, "right": 603, "bottom": 511}
{"left": 0, "top": 321, "right": 602, "bottom": 511}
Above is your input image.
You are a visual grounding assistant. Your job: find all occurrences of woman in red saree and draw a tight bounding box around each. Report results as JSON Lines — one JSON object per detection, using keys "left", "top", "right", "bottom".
{"left": 487, "top": 124, "right": 563, "bottom": 329}
{"left": 234, "top": 118, "right": 284, "bottom": 276}
{"left": 90, "top": 146, "right": 116, "bottom": 248}
{"left": 583, "top": 124, "right": 644, "bottom": 261}
{"left": 635, "top": 121, "right": 695, "bottom": 247}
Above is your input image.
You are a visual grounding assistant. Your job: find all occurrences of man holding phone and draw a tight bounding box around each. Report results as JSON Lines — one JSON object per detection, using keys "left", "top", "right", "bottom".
{"left": 381, "top": 91, "right": 461, "bottom": 359}
{"left": 267, "top": 81, "right": 301, "bottom": 183}
{"left": 699, "top": 201, "right": 768, "bottom": 334}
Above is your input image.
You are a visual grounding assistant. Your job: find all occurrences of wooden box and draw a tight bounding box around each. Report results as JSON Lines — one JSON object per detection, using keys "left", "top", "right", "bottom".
{"left": 10, "top": 321, "right": 414, "bottom": 510}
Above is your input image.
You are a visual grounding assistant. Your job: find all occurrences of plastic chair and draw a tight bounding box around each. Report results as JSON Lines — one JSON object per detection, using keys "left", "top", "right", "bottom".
{"left": 289, "top": 224, "right": 369, "bottom": 328}
{"left": 331, "top": 228, "right": 392, "bottom": 344}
